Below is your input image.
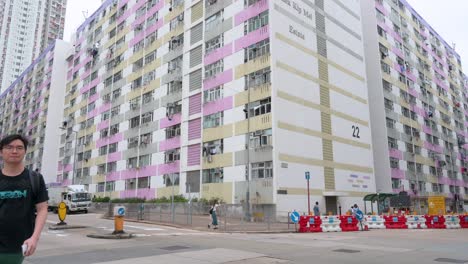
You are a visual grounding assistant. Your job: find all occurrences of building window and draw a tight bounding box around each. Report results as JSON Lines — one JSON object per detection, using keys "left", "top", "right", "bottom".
{"left": 202, "top": 168, "right": 223, "bottom": 183}
{"left": 392, "top": 179, "right": 401, "bottom": 189}
{"left": 246, "top": 10, "right": 268, "bottom": 33}
{"left": 390, "top": 157, "right": 399, "bottom": 169}
{"left": 139, "top": 154, "right": 152, "bottom": 167}
{"left": 251, "top": 161, "right": 273, "bottom": 179}
{"left": 166, "top": 124, "right": 181, "bottom": 139}
{"left": 248, "top": 97, "right": 271, "bottom": 117}
{"left": 163, "top": 173, "right": 179, "bottom": 187}
{"left": 203, "top": 112, "right": 223, "bottom": 128}
{"left": 164, "top": 149, "right": 180, "bottom": 163}
{"left": 205, "top": 59, "right": 223, "bottom": 78}
{"left": 245, "top": 39, "right": 270, "bottom": 61}
{"left": 205, "top": 34, "right": 223, "bottom": 55}
{"left": 249, "top": 128, "right": 272, "bottom": 148}
{"left": 203, "top": 86, "right": 223, "bottom": 103}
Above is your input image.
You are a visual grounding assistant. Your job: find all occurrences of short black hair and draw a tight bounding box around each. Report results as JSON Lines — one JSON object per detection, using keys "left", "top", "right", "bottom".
{"left": 0, "top": 134, "right": 29, "bottom": 151}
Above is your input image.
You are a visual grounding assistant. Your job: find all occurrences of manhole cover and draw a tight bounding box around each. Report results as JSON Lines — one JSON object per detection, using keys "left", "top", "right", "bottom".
{"left": 160, "top": 245, "right": 190, "bottom": 251}
{"left": 333, "top": 249, "right": 360, "bottom": 253}
{"left": 434, "top": 258, "right": 468, "bottom": 263}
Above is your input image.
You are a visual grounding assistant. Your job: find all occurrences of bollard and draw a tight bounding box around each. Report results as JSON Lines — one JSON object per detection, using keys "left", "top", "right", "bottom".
{"left": 113, "top": 206, "right": 126, "bottom": 235}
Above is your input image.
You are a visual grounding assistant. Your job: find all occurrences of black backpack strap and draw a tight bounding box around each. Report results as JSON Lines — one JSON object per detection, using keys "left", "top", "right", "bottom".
{"left": 28, "top": 169, "right": 40, "bottom": 201}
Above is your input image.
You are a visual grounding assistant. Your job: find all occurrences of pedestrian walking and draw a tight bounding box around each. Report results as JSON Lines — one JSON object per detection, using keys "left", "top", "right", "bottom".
{"left": 313, "top": 202, "right": 320, "bottom": 216}
{"left": 208, "top": 202, "right": 219, "bottom": 229}
{"left": 351, "top": 204, "right": 359, "bottom": 216}
{"left": 0, "top": 134, "right": 49, "bottom": 263}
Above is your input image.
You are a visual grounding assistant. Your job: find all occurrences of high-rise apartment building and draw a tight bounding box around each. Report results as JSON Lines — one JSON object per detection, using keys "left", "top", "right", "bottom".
{"left": 0, "top": 40, "right": 72, "bottom": 183}
{"left": 58, "top": 0, "right": 375, "bottom": 215}
{"left": 0, "top": 0, "right": 67, "bottom": 92}
{"left": 361, "top": 0, "right": 467, "bottom": 213}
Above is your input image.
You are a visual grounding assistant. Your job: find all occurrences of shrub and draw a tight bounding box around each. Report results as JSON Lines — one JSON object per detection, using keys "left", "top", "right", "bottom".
{"left": 111, "top": 197, "right": 146, "bottom": 203}
{"left": 92, "top": 196, "right": 110, "bottom": 203}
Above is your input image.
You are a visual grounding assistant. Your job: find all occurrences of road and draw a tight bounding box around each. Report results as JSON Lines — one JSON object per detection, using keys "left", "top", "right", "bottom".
{"left": 24, "top": 212, "right": 468, "bottom": 264}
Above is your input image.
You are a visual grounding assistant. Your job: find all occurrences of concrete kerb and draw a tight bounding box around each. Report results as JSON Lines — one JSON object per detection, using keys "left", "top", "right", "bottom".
{"left": 49, "top": 224, "right": 88, "bottom": 230}
{"left": 87, "top": 232, "right": 134, "bottom": 239}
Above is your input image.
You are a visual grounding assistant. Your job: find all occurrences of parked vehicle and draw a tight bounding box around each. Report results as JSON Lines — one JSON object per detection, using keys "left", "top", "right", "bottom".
{"left": 48, "top": 185, "right": 91, "bottom": 213}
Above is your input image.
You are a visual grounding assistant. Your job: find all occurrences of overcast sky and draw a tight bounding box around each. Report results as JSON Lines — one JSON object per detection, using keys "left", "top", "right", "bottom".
{"left": 63, "top": 0, "right": 467, "bottom": 74}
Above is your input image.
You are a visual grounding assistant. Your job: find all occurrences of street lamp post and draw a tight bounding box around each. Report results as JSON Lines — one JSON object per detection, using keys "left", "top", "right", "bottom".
{"left": 60, "top": 127, "right": 78, "bottom": 185}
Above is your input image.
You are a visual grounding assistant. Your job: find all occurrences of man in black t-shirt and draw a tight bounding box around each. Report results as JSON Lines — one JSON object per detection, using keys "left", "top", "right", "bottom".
{"left": 0, "top": 134, "right": 49, "bottom": 263}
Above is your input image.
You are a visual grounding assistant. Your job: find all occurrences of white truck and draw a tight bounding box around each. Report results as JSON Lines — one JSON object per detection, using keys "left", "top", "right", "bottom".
{"left": 48, "top": 185, "right": 92, "bottom": 213}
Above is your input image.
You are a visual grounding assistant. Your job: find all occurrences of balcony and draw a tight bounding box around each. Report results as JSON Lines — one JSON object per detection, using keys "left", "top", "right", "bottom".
{"left": 205, "top": 17, "right": 233, "bottom": 41}
{"left": 235, "top": 113, "right": 272, "bottom": 135}
{"left": 206, "top": 0, "right": 233, "bottom": 17}
{"left": 236, "top": 54, "right": 270, "bottom": 80}
{"left": 235, "top": 82, "right": 271, "bottom": 107}
{"left": 202, "top": 152, "right": 233, "bottom": 169}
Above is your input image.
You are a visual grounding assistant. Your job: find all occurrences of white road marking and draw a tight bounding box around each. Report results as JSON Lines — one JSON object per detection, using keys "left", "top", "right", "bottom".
{"left": 124, "top": 225, "right": 165, "bottom": 231}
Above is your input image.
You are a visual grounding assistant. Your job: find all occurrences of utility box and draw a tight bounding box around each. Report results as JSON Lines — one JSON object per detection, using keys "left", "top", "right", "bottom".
{"left": 114, "top": 206, "right": 126, "bottom": 217}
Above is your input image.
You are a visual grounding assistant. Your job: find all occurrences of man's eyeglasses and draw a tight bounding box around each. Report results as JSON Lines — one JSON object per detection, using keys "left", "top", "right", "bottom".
{"left": 3, "top": 146, "right": 25, "bottom": 151}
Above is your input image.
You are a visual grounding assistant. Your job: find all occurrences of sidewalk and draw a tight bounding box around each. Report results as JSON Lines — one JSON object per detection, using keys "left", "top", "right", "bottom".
{"left": 101, "top": 212, "right": 296, "bottom": 233}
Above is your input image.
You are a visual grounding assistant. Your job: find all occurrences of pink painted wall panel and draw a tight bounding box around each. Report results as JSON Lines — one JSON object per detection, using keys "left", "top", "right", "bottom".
{"left": 202, "top": 96, "right": 233, "bottom": 116}
{"left": 406, "top": 72, "right": 416, "bottom": 82}
{"left": 88, "top": 93, "right": 100, "bottom": 103}
{"left": 188, "top": 118, "right": 201, "bottom": 140}
{"left": 145, "top": 19, "right": 164, "bottom": 36}
{"left": 159, "top": 136, "right": 181, "bottom": 152}
{"left": 235, "top": 0, "right": 268, "bottom": 26}
{"left": 61, "top": 179, "right": 71, "bottom": 186}
{"left": 107, "top": 152, "right": 122, "bottom": 162}
{"left": 120, "top": 188, "right": 155, "bottom": 199}
{"left": 63, "top": 164, "right": 72, "bottom": 172}
{"left": 97, "top": 121, "right": 110, "bottom": 130}
{"left": 118, "top": 0, "right": 131, "bottom": 8}
{"left": 391, "top": 168, "right": 405, "bottom": 179}
{"left": 203, "top": 69, "right": 233, "bottom": 91}
{"left": 187, "top": 144, "right": 201, "bottom": 166}
{"left": 121, "top": 169, "right": 138, "bottom": 180}
{"left": 98, "top": 103, "right": 112, "bottom": 114}
{"left": 73, "top": 56, "right": 91, "bottom": 74}
{"left": 158, "top": 160, "right": 180, "bottom": 175}
{"left": 408, "top": 88, "right": 419, "bottom": 98}
{"left": 205, "top": 43, "right": 233, "bottom": 65}
{"left": 422, "top": 125, "right": 432, "bottom": 134}
{"left": 80, "top": 76, "right": 102, "bottom": 94}
{"left": 160, "top": 113, "right": 182, "bottom": 129}
{"left": 234, "top": 25, "right": 269, "bottom": 52}
{"left": 375, "top": 1, "right": 388, "bottom": 15}
{"left": 389, "top": 149, "right": 403, "bottom": 159}
{"left": 81, "top": 69, "right": 91, "bottom": 80}
{"left": 189, "top": 93, "right": 202, "bottom": 116}
{"left": 390, "top": 30, "right": 402, "bottom": 43}
{"left": 106, "top": 171, "right": 121, "bottom": 182}
{"left": 132, "top": 0, "right": 164, "bottom": 27}
{"left": 129, "top": 19, "right": 163, "bottom": 47}
{"left": 438, "top": 177, "right": 450, "bottom": 185}
{"left": 377, "top": 21, "right": 390, "bottom": 32}
{"left": 138, "top": 165, "right": 158, "bottom": 177}
{"left": 87, "top": 108, "right": 99, "bottom": 119}
{"left": 392, "top": 47, "right": 404, "bottom": 59}
{"left": 109, "top": 133, "right": 124, "bottom": 145}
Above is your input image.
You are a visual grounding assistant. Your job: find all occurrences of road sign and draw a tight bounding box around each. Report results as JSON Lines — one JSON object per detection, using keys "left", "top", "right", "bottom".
{"left": 355, "top": 209, "right": 364, "bottom": 221}
{"left": 290, "top": 211, "right": 300, "bottom": 223}
{"left": 305, "top": 171, "right": 310, "bottom": 180}
{"left": 114, "top": 206, "right": 126, "bottom": 216}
